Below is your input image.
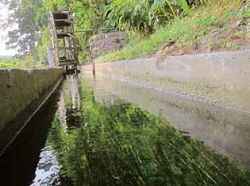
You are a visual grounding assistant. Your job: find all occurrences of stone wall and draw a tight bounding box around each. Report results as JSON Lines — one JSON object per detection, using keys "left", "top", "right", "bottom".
{"left": 89, "top": 32, "right": 128, "bottom": 57}
{"left": 0, "top": 68, "right": 63, "bottom": 154}
{"left": 82, "top": 50, "right": 250, "bottom": 113}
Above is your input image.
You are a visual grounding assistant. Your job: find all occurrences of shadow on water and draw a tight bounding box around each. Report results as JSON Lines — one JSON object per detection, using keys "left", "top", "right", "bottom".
{"left": 0, "top": 86, "right": 61, "bottom": 186}
{"left": 47, "top": 77, "right": 250, "bottom": 186}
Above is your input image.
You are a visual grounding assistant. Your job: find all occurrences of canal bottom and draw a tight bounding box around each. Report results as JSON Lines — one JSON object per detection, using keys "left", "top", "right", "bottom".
{"left": 0, "top": 74, "right": 249, "bottom": 186}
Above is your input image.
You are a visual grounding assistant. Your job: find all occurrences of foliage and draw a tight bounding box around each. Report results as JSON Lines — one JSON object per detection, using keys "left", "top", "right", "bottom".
{"left": 36, "top": 28, "right": 50, "bottom": 65}
{"left": 2, "top": 0, "right": 246, "bottom": 65}
{"left": 1, "top": 0, "right": 68, "bottom": 65}
{"left": 98, "top": 15, "right": 219, "bottom": 62}
{"left": 105, "top": 0, "right": 199, "bottom": 34}
{"left": 34, "top": 0, "right": 69, "bottom": 64}
{"left": 2, "top": 0, "right": 207, "bottom": 64}
{"left": 69, "top": 0, "right": 109, "bottom": 61}
{"left": 0, "top": 54, "right": 43, "bottom": 69}
{"left": 97, "top": 0, "right": 248, "bottom": 62}
{"left": 3, "top": 0, "right": 40, "bottom": 56}
{"left": 105, "top": 0, "right": 154, "bottom": 33}
{"left": 15, "top": 53, "right": 42, "bottom": 68}
{"left": 0, "top": 57, "right": 15, "bottom": 68}
{"left": 0, "top": 62, "right": 14, "bottom": 68}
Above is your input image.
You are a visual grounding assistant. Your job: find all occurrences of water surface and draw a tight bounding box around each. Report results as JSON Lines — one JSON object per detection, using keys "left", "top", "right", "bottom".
{"left": 0, "top": 74, "right": 249, "bottom": 186}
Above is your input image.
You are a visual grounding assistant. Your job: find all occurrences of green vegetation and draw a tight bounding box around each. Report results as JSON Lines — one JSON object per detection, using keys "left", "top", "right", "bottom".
{"left": 0, "top": 55, "right": 44, "bottom": 69}
{"left": 97, "top": 0, "right": 249, "bottom": 62}
{"left": 2, "top": 0, "right": 248, "bottom": 65}
{"left": 104, "top": 0, "right": 192, "bottom": 34}
{"left": 2, "top": 0, "right": 208, "bottom": 65}
{"left": 98, "top": 14, "right": 219, "bottom": 62}
{"left": 0, "top": 58, "right": 15, "bottom": 68}
{"left": 67, "top": 0, "right": 209, "bottom": 62}
{"left": 47, "top": 78, "right": 250, "bottom": 186}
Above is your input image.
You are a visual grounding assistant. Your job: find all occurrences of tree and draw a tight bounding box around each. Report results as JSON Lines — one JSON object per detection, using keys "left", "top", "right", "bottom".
{"left": 3, "top": 0, "right": 40, "bottom": 58}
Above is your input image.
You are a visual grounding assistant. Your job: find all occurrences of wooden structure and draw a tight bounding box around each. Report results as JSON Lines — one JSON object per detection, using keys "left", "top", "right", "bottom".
{"left": 48, "top": 10, "right": 78, "bottom": 71}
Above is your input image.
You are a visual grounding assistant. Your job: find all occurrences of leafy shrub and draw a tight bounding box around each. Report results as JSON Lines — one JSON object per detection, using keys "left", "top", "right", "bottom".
{"left": 105, "top": 0, "right": 172, "bottom": 33}
{"left": 0, "top": 62, "right": 14, "bottom": 68}
{"left": 104, "top": 0, "right": 207, "bottom": 34}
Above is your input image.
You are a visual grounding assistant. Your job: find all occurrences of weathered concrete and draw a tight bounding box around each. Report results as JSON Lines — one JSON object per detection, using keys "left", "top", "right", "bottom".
{"left": 82, "top": 50, "right": 250, "bottom": 113}
{"left": 0, "top": 68, "right": 63, "bottom": 154}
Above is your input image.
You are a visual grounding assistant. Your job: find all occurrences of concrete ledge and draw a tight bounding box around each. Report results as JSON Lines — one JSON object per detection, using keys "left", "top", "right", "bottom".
{"left": 82, "top": 50, "right": 250, "bottom": 112}
{"left": 0, "top": 68, "right": 63, "bottom": 153}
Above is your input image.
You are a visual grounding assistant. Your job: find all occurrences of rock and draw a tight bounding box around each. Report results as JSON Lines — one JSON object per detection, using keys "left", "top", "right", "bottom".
{"left": 89, "top": 32, "right": 128, "bottom": 58}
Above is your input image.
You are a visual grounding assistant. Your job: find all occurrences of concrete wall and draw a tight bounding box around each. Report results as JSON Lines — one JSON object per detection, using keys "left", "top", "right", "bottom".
{"left": 82, "top": 50, "right": 250, "bottom": 113}
{"left": 0, "top": 68, "right": 63, "bottom": 153}
{"left": 89, "top": 32, "right": 128, "bottom": 57}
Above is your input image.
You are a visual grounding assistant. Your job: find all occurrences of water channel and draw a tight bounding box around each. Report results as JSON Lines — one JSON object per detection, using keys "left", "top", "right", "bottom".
{"left": 0, "top": 72, "right": 249, "bottom": 186}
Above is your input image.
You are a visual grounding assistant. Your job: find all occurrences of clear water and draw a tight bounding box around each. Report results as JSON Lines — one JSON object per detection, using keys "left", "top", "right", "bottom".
{"left": 0, "top": 73, "right": 249, "bottom": 186}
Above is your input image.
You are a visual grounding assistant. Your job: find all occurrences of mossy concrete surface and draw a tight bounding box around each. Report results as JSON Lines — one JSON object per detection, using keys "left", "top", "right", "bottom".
{"left": 0, "top": 68, "right": 63, "bottom": 151}
{"left": 82, "top": 50, "right": 250, "bottom": 113}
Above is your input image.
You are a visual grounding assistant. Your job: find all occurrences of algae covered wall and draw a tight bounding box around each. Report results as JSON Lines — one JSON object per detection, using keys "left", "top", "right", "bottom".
{"left": 0, "top": 68, "right": 63, "bottom": 152}
{"left": 82, "top": 50, "right": 250, "bottom": 113}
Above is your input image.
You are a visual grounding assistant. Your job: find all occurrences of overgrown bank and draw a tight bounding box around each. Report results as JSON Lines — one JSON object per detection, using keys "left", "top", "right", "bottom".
{"left": 1, "top": 0, "right": 248, "bottom": 66}
{"left": 97, "top": 1, "right": 249, "bottom": 63}
{"left": 1, "top": 0, "right": 214, "bottom": 66}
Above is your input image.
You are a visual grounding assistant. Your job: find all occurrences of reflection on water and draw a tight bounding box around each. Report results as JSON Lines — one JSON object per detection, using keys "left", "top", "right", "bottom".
{"left": 1, "top": 73, "right": 250, "bottom": 186}
{"left": 58, "top": 74, "right": 83, "bottom": 130}
{"left": 31, "top": 146, "right": 61, "bottom": 186}
{"left": 47, "top": 76, "right": 250, "bottom": 186}
{"left": 84, "top": 73, "right": 250, "bottom": 168}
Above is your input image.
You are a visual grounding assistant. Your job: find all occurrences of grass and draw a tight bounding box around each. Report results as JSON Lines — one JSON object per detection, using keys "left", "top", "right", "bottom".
{"left": 97, "top": 1, "right": 249, "bottom": 63}
{"left": 0, "top": 62, "right": 15, "bottom": 68}
{"left": 0, "top": 54, "right": 45, "bottom": 69}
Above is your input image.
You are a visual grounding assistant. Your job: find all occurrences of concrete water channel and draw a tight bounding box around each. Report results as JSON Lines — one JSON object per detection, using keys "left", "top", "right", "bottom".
{"left": 0, "top": 70, "right": 250, "bottom": 185}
